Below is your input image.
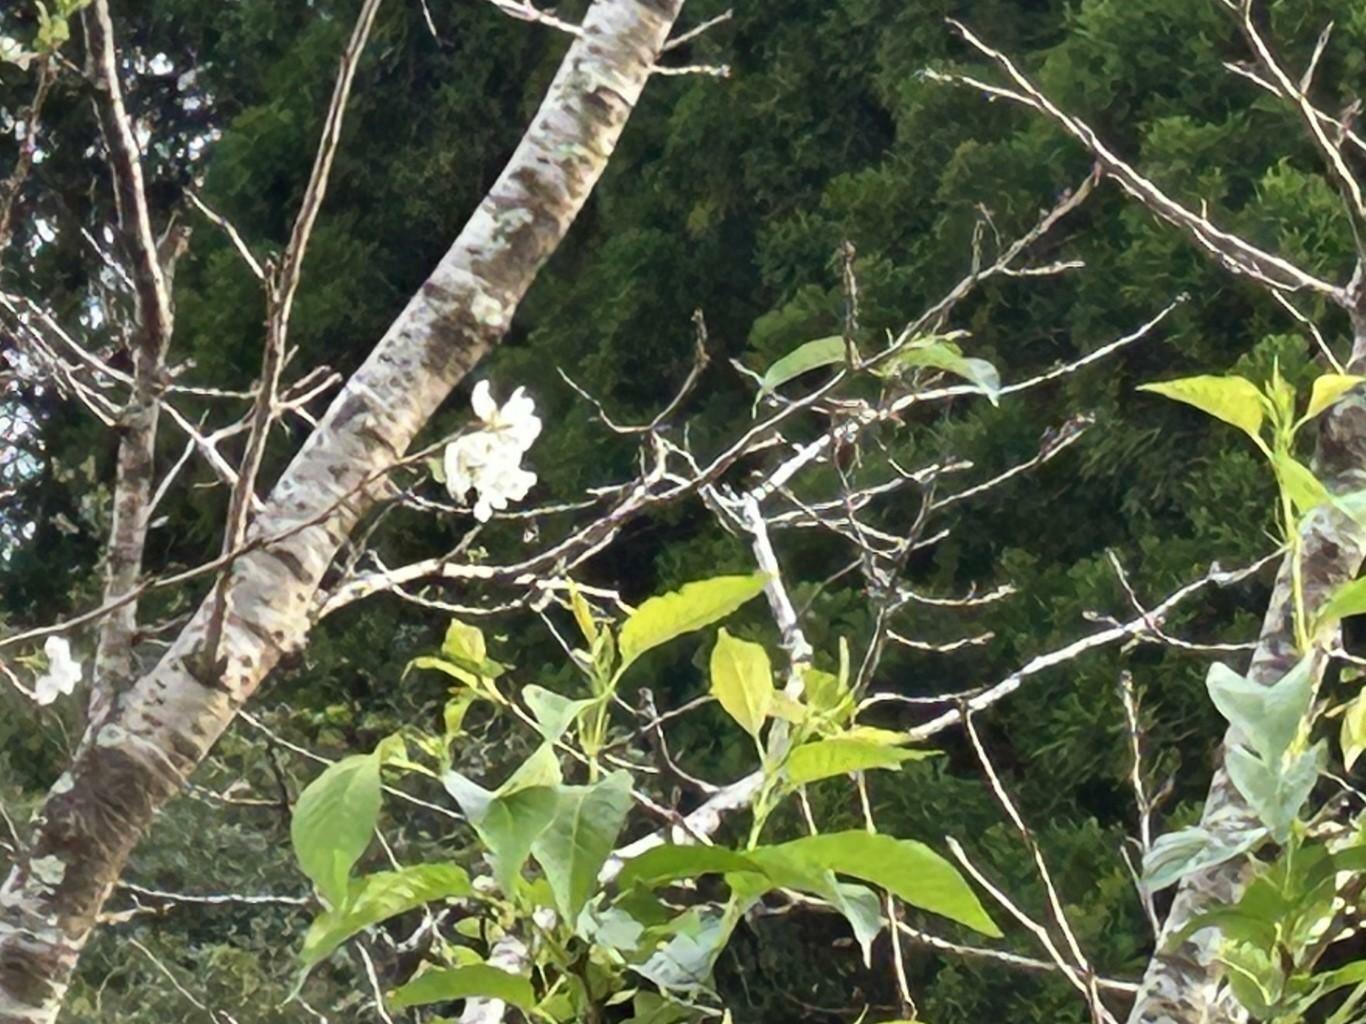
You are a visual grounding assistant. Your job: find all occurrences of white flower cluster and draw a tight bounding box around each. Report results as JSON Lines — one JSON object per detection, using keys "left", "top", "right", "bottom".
{"left": 443, "top": 381, "right": 541, "bottom": 522}
{"left": 33, "top": 636, "right": 80, "bottom": 705}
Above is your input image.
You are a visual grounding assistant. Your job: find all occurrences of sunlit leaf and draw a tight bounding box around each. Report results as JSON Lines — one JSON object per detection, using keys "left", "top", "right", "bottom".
{"left": 785, "top": 738, "right": 933, "bottom": 785}
{"left": 1138, "top": 375, "right": 1264, "bottom": 445}
{"left": 618, "top": 574, "right": 767, "bottom": 672}
{"left": 1303, "top": 373, "right": 1365, "bottom": 422}
{"left": 709, "top": 628, "right": 773, "bottom": 738}
{"left": 745, "top": 831, "right": 999, "bottom": 936}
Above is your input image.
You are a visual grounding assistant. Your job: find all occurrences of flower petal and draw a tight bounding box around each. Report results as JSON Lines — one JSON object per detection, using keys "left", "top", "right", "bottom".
{"left": 470, "top": 380, "right": 498, "bottom": 424}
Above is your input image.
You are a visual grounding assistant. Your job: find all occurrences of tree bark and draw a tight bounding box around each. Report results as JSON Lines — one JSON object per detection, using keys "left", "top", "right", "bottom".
{"left": 1126, "top": 306, "right": 1366, "bottom": 1023}
{"left": 0, "top": 2, "right": 684, "bottom": 1020}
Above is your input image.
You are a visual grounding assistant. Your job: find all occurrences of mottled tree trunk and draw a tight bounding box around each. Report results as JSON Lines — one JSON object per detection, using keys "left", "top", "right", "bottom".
{"left": 1127, "top": 308, "right": 1366, "bottom": 1023}
{"left": 0, "top": 2, "right": 684, "bottom": 1019}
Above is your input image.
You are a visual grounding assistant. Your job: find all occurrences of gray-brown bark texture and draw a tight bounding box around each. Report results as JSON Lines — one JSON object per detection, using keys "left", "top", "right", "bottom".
{"left": 1127, "top": 307, "right": 1366, "bottom": 1023}
{"left": 0, "top": 2, "right": 684, "bottom": 1019}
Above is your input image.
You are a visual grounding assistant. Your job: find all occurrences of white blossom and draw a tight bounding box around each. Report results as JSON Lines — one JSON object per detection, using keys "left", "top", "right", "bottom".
{"left": 443, "top": 382, "right": 541, "bottom": 522}
{"left": 32, "top": 636, "right": 81, "bottom": 706}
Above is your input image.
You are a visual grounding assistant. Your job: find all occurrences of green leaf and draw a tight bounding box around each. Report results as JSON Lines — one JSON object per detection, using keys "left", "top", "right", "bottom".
{"left": 876, "top": 338, "right": 1001, "bottom": 405}
{"left": 1206, "top": 656, "right": 1313, "bottom": 763}
{"left": 443, "top": 618, "right": 486, "bottom": 663}
{"left": 1138, "top": 375, "right": 1265, "bottom": 445}
{"left": 616, "top": 845, "right": 766, "bottom": 890}
{"left": 756, "top": 336, "right": 846, "bottom": 404}
{"left": 1142, "top": 824, "right": 1269, "bottom": 891}
{"left": 1318, "top": 577, "right": 1366, "bottom": 632}
{"left": 532, "top": 772, "right": 634, "bottom": 920}
{"left": 1342, "top": 691, "right": 1366, "bottom": 771}
{"left": 1275, "top": 453, "right": 1330, "bottom": 517}
{"left": 618, "top": 574, "right": 768, "bottom": 672}
{"left": 745, "top": 831, "right": 999, "bottom": 936}
{"left": 523, "top": 685, "right": 595, "bottom": 743}
{"left": 446, "top": 778, "right": 559, "bottom": 895}
{"left": 709, "top": 628, "right": 773, "bottom": 738}
{"left": 1226, "top": 743, "right": 1324, "bottom": 839}
{"left": 389, "top": 965, "right": 535, "bottom": 1010}
{"left": 300, "top": 864, "right": 471, "bottom": 970}
{"left": 291, "top": 753, "right": 381, "bottom": 907}
{"left": 1303, "top": 374, "right": 1365, "bottom": 422}
{"left": 785, "top": 738, "right": 933, "bottom": 785}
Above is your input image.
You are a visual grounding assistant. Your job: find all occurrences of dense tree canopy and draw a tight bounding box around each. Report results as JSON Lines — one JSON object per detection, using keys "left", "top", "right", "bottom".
{"left": 4, "top": 0, "right": 1366, "bottom": 1021}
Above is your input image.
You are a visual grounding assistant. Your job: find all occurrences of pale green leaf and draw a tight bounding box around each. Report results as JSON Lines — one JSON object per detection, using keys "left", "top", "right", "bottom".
{"left": 618, "top": 574, "right": 767, "bottom": 671}
{"left": 756, "top": 336, "right": 846, "bottom": 404}
{"left": 1141, "top": 824, "right": 1269, "bottom": 891}
{"left": 1342, "top": 691, "right": 1366, "bottom": 771}
{"left": 523, "top": 685, "right": 595, "bottom": 743}
{"left": 300, "top": 864, "right": 470, "bottom": 970}
{"left": 389, "top": 965, "right": 535, "bottom": 1010}
{"left": 444, "top": 772, "right": 559, "bottom": 895}
{"left": 1318, "top": 577, "right": 1366, "bottom": 632}
{"left": 532, "top": 772, "right": 634, "bottom": 919}
{"left": 1304, "top": 374, "right": 1365, "bottom": 422}
{"left": 442, "top": 619, "right": 486, "bottom": 663}
{"left": 1275, "top": 453, "right": 1330, "bottom": 517}
{"left": 709, "top": 628, "right": 773, "bottom": 738}
{"left": 876, "top": 339, "right": 1001, "bottom": 405}
{"left": 291, "top": 753, "right": 381, "bottom": 907}
{"left": 1206, "top": 657, "right": 1313, "bottom": 763}
{"left": 1138, "top": 375, "right": 1264, "bottom": 444}
{"left": 745, "top": 831, "right": 999, "bottom": 936}
{"left": 1226, "top": 743, "right": 1324, "bottom": 839}
{"left": 786, "top": 738, "right": 933, "bottom": 785}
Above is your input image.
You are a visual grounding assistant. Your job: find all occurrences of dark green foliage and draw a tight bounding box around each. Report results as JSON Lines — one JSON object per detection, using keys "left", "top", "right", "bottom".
{"left": 6, "top": 0, "right": 1365, "bottom": 1019}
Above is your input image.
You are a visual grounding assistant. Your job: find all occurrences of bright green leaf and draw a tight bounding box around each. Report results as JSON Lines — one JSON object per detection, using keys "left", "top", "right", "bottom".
{"left": 1138, "top": 375, "right": 1265, "bottom": 445}
{"left": 291, "top": 753, "right": 381, "bottom": 907}
{"left": 1275, "top": 453, "right": 1330, "bottom": 517}
{"left": 786, "top": 738, "right": 933, "bottom": 785}
{"left": 709, "top": 628, "right": 773, "bottom": 738}
{"left": 745, "top": 831, "right": 999, "bottom": 936}
{"left": 618, "top": 574, "right": 767, "bottom": 672}
{"left": 1304, "top": 374, "right": 1365, "bottom": 422}
{"left": 1342, "top": 691, "right": 1366, "bottom": 771}
{"left": 389, "top": 965, "right": 535, "bottom": 1010}
{"left": 1318, "top": 577, "right": 1366, "bottom": 632}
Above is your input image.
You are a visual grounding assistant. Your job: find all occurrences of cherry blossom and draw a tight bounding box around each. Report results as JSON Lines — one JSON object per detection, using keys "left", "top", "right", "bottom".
{"left": 443, "top": 382, "right": 541, "bottom": 522}
{"left": 33, "top": 636, "right": 81, "bottom": 705}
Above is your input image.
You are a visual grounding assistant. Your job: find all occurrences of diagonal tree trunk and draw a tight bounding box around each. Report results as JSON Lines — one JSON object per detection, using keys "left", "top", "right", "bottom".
{"left": 0, "top": 1, "right": 685, "bottom": 1019}
{"left": 1127, "top": 298, "right": 1366, "bottom": 1023}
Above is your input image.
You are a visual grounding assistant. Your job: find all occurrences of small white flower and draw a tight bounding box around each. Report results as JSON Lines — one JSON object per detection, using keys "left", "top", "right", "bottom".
{"left": 442, "top": 383, "right": 540, "bottom": 521}
{"left": 470, "top": 381, "right": 541, "bottom": 451}
{"left": 33, "top": 636, "right": 81, "bottom": 706}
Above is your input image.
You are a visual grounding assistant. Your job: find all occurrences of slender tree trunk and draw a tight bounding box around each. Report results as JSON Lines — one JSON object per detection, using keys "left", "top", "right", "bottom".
{"left": 1126, "top": 304, "right": 1366, "bottom": 1023}
{"left": 0, "top": 2, "right": 684, "bottom": 1019}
